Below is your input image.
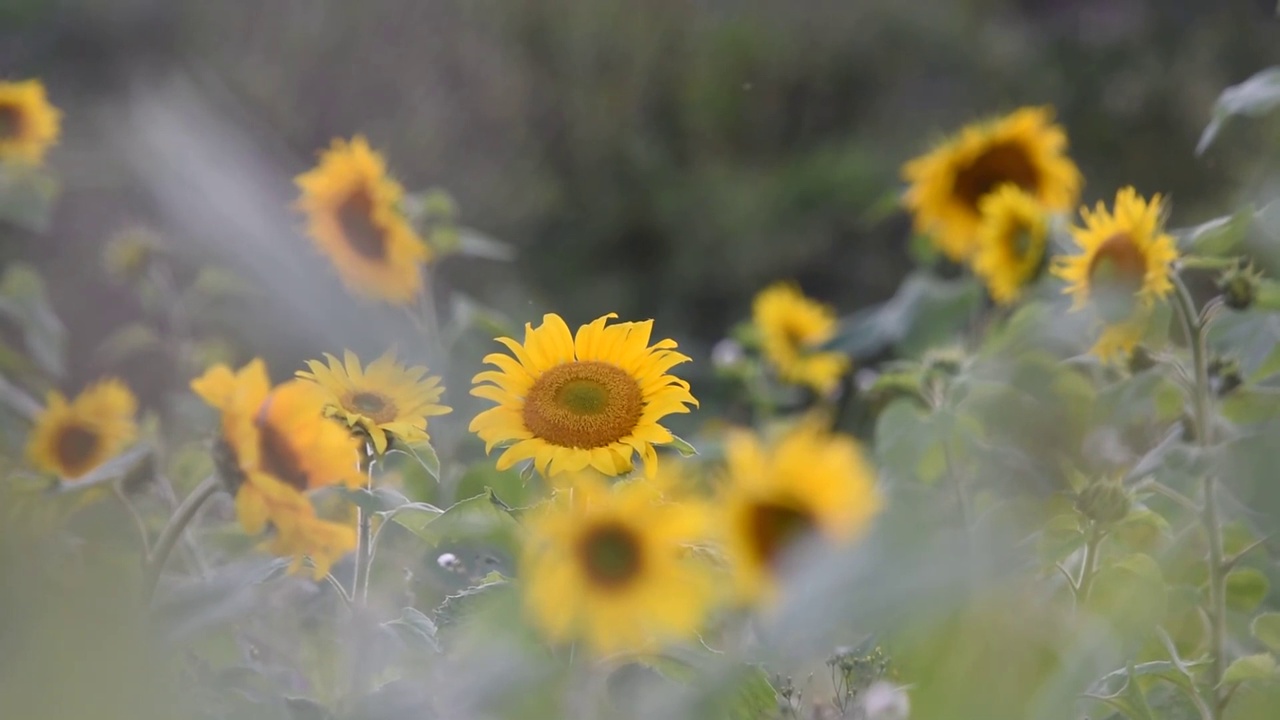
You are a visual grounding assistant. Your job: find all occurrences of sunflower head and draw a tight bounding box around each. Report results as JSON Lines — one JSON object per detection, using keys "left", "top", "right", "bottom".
{"left": 234, "top": 471, "right": 356, "bottom": 579}
{"left": 521, "top": 472, "right": 714, "bottom": 655}
{"left": 752, "top": 283, "right": 849, "bottom": 394}
{"left": 0, "top": 79, "right": 61, "bottom": 165}
{"left": 26, "top": 379, "right": 138, "bottom": 480}
{"left": 971, "top": 185, "right": 1050, "bottom": 305}
{"left": 298, "top": 349, "right": 451, "bottom": 455}
{"left": 469, "top": 313, "right": 698, "bottom": 479}
{"left": 718, "top": 422, "right": 882, "bottom": 602}
{"left": 295, "top": 136, "right": 430, "bottom": 305}
{"left": 903, "top": 106, "right": 1082, "bottom": 261}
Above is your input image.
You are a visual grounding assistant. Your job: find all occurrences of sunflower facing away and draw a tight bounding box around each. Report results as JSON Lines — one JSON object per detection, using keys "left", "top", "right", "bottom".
{"left": 192, "top": 359, "right": 361, "bottom": 577}
{"left": 718, "top": 422, "right": 882, "bottom": 602}
{"left": 1052, "top": 187, "right": 1179, "bottom": 362}
{"left": 298, "top": 349, "right": 451, "bottom": 455}
{"left": 27, "top": 379, "right": 137, "bottom": 480}
{"left": 295, "top": 136, "right": 430, "bottom": 305}
{"left": 752, "top": 283, "right": 849, "bottom": 394}
{"left": 971, "top": 185, "right": 1050, "bottom": 305}
{"left": 0, "top": 79, "right": 61, "bottom": 165}
{"left": 903, "top": 106, "right": 1082, "bottom": 262}
{"left": 469, "top": 313, "right": 698, "bottom": 479}
{"left": 521, "top": 473, "right": 714, "bottom": 654}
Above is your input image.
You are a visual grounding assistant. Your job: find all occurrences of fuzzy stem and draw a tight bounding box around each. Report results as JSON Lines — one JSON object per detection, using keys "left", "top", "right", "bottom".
{"left": 1076, "top": 526, "right": 1103, "bottom": 604}
{"left": 352, "top": 449, "right": 377, "bottom": 605}
{"left": 142, "top": 474, "right": 220, "bottom": 604}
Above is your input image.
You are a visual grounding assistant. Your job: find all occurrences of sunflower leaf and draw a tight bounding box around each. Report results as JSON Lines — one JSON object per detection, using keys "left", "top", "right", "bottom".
{"left": 392, "top": 491, "right": 521, "bottom": 558}
{"left": 388, "top": 440, "right": 440, "bottom": 482}
{"left": 669, "top": 433, "right": 699, "bottom": 457}
{"left": 340, "top": 487, "right": 411, "bottom": 513}
{"left": 382, "top": 607, "right": 440, "bottom": 654}
{"left": 1223, "top": 653, "right": 1278, "bottom": 685}
{"left": 455, "top": 228, "right": 517, "bottom": 262}
{"left": 1198, "top": 66, "right": 1280, "bottom": 155}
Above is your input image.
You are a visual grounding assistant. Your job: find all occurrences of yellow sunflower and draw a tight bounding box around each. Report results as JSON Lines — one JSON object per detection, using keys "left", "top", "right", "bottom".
{"left": 521, "top": 473, "right": 714, "bottom": 655}
{"left": 297, "top": 349, "right": 451, "bottom": 455}
{"left": 1052, "top": 187, "right": 1179, "bottom": 362}
{"left": 469, "top": 313, "right": 698, "bottom": 479}
{"left": 718, "top": 422, "right": 882, "bottom": 602}
{"left": 295, "top": 136, "right": 430, "bottom": 305}
{"left": 903, "top": 106, "right": 1082, "bottom": 261}
{"left": 970, "top": 185, "right": 1050, "bottom": 304}
{"left": 26, "top": 379, "right": 137, "bottom": 480}
{"left": 752, "top": 283, "right": 849, "bottom": 394}
{"left": 235, "top": 472, "right": 356, "bottom": 580}
{"left": 0, "top": 79, "right": 61, "bottom": 165}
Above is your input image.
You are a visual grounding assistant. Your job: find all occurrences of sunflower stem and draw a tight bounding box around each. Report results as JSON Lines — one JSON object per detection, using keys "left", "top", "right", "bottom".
{"left": 353, "top": 447, "right": 377, "bottom": 606}
{"left": 1075, "top": 525, "right": 1103, "bottom": 605}
{"left": 142, "top": 474, "right": 221, "bottom": 605}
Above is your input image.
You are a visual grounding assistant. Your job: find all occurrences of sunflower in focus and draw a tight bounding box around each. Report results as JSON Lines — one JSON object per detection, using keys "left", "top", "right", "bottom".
{"left": 718, "top": 422, "right": 882, "bottom": 602}
{"left": 295, "top": 136, "right": 429, "bottom": 305}
{"left": 521, "top": 473, "right": 714, "bottom": 654}
{"left": 971, "top": 185, "right": 1050, "bottom": 305}
{"left": 1052, "top": 187, "right": 1179, "bottom": 362}
{"left": 0, "top": 79, "right": 61, "bottom": 165}
{"left": 752, "top": 283, "right": 848, "bottom": 394}
{"left": 298, "top": 349, "right": 451, "bottom": 455}
{"left": 903, "top": 106, "right": 1082, "bottom": 261}
{"left": 26, "top": 379, "right": 137, "bottom": 480}
{"left": 470, "top": 313, "right": 698, "bottom": 479}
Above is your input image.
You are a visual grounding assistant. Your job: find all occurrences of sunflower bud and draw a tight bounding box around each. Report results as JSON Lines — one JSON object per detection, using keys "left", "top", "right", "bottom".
{"left": 1126, "top": 345, "right": 1157, "bottom": 375}
{"left": 1075, "top": 480, "right": 1131, "bottom": 527}
{"left": 103, "top": 228, "right": 159, "bottom": 283}
{"left": 1208, "top": 355, "right": 1243, "bottom": 397}
{"left": 1218, "top": 262, "right": 1262, "bottom": 311}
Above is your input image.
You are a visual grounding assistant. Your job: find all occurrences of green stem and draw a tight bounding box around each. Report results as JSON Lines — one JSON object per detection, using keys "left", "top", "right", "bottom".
{"left": 352, "top": 449, "right": 377, "bottom": 605}
{"left": 142, "top": 474, "right": 221, "bottom": 604}
{"left": 1077, "top": 526, "right": 1103, "bottom": 604}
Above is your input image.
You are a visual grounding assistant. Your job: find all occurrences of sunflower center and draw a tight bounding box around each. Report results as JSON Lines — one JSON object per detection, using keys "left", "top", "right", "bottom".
{"left": 336, "top": 189, "right": 388, "bottom": 261}
{"left": 255, "top": 402, "right": 310, "bottom": 491}
{"left": 1088, "top": 232, "right": 1147, "bottom": 323}
{"left": 953, "top": 144, "right": 1040, "bottom": 215}
{"left": 54, "top": 423, "right": 102, "bottom": 476}
{"left": 347, "top": 390, "right": 397, "bottom": 423}
{"left": 747, "top": 500, "right": 817, "bottom": 571}
{"left": 0, "top": 103, "right": 19, "bottom": 139}
{"left": 579, "top": 522, "right": 644, "bottom": 589}
{"left": 522, "top": 361, "right": 644, "bottom": 449}
{"left": 781, "top": 321, "right": 813, "bottom": 352}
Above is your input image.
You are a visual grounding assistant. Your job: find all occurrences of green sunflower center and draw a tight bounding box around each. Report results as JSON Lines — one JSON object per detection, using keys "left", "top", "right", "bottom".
{"left": 347, "top": 390, "right": 397, "bottom": 423}
{"left": 54, "top": 423, "right": 102, "bottom": 476}
{"left": 746, "top": 500, "right": 817, "bottom": 571}
{"left": 1088, "top": 232, "right": 1147, "bottom": 323}
{"left": 522, "top": 360, "right": 644, "bottom": 449}
{"left": 579, "top": 522, "right": 645, "bottom": 589}
{"left": 0, "top": 103, "right": 20, "bottom": 139}
{"left": 255, "top": 402, "right": 310, "bottom": 491}
{"left": 953, "top": 144, "right": 1040, "bottom": 215}
{"left": 336, "top": 189, "right": 388, "bottom": 261}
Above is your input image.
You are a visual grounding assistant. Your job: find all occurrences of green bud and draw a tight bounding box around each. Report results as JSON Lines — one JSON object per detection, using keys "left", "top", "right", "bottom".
{"left": 1209, "top": 355, "right": 1243, "bottom": 397}
{"left": 1127, "top": 345, "right": 1157, "bottom": 374}
{"left": 1075, "top": 480, "right": 1131, "bottom": 527}
{"left": 103, "top": 228, "right": 160, "bottom": 283}
{"left": 1218, "top": 262, "right": 1263, "bottom": 311}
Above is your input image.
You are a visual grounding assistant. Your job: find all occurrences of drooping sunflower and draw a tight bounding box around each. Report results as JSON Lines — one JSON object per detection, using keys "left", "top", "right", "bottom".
{"left": 718, "top": 422, "right": 882, "bottom": 602}
{"left": 1052, "top": 187, "right": 1179, "bottom": 362}
{"left": 970, "top": 185, "right": 1050, "bottom": 305}
{"left": 903, "top": 106, "right": 1082, "bottom": 262}
{"left": 26, "top": 379, "right": 138, "bottom": 480}
{"left": 470, "top": 313, "right": 698, "bottom": 479}
{"left": 295, "top": 136, "right": 430, "bottom": 305}
{"left": 0, "top": 79, "right": 61, "bottom": 165}
{"left": 752, "top": 283, "right": 849, "bottom": 394}
{"left": 236, "top": 472, "right": 356, "bottom": 580}
{"left": 521, "top": 473, "right": 714, "bottom": 655}
{"left": 297, "top": 349, "right": 451, "bottom": 455}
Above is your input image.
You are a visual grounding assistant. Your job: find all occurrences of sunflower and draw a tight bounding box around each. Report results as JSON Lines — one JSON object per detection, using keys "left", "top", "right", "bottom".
{"left": 752, "top": 283, "right": 849, "bottom": 394}
{"left": 297, "top": 349, "right": 451, "bottom": 455}
{"left": 0, "top": 79, "right": 61, "bottom": 165}
{"left": 235, "top": 472, "right": 356, "bottom": 580}
{"left": 903, "top": 106, "right": 1082, "bottom": 261}
{"left": 469, "top": 313, "right": 698, "bottom": 479}
{"left": 295, "top": 136, "right": 430, "bottom": 305}
{"left": 970, "top": 185, "right": 1050, "bottom": 304}
{"left": 521, "top": 473, "right": 714, "bottom": 654}
{"left": 1052, "top": 187, "right": 1179, "bottom": 362}
{"left": 718, "top": 422, "right": 882, "bottom": 602}
{"left": 26, "top": 379, "right": 137, "bottom": 480}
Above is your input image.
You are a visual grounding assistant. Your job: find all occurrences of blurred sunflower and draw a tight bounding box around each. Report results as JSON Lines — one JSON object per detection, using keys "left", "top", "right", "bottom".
{"left": 521, "top": 473, "right": 714, "bottom": 654}
{"left": 470, "top": 313, "right": 697, "bottom": 478}
{"left": 718, "top": 422, "right": 882, "bottom": 602}
{"left": 0, "top": 79, "right": 61, "bottom": 164}
{"left": 971, "top": 185, "right": 1050, "bottom": 305}
{"left": 298, "top": 349, "right": 451, "bottom": 455}
{"left": 26, "top": 379, "right": 137, "bottom": 480}
{"left": 752, "top": 283, "right": 848, "bottom": 394}
{"left": 903, "top": 106, "right": 1081, "bottom": 261}
{"left": 295, "top": 136, "right": 429, "bottom": 305}
{"left": 236, "top": 473, "right": 356, "bottom": 580}
{"left": 1052, "top": 187, "right": 1179, "bottom": 362}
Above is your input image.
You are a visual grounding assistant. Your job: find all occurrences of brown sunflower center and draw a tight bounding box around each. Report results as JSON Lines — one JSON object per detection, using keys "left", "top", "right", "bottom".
{"left": 336, "top": 189, "right": 388, "bottom": 261}
{"left": 579, "top": 522, "right": 644, "bottom": 589}
{"left": 0, "top": 103, "right": 20, "bottom": 139}
{"left": 952, "top": 143, "right": 1040, "bottom": 215}
{"left": 54, "top": 423, "right": 102, "bottom": 476}
{"left": 346, "top": 390, "right": 397, "bottom": 423}
{"left": 781, "top": 321, "right": 813, "bottom": 352}
{"left": 522, "top": 361, "right": 644, "bottom": 449}
{"left": 746, "top": 500, "right": 817, "bottom": 570}
{"left": 255, "top": 399, "right": 310, "bottom": 491}
{"left": 1088, "top": 232, "right": 1147, "bottom": 323}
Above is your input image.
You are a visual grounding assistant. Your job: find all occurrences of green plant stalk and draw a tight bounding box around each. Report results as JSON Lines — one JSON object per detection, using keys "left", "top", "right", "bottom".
{"left": 352, "top": 449, "right": 377, "bottom": 605}
{"left": 1076, "top": 526, "right": 1103, "bottom": 604}
{"left": 142, "top": 474, "right": 221, "bottom": 604}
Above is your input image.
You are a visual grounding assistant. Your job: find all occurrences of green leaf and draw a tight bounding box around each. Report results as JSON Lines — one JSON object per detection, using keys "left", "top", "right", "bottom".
{"left": 340, "top": 487, "right": 411, "bottom": 514}
{"left": 434, "top": 572, "right": 511, "bottom": 629}
{"left": 382, "top": 607, "right": 440, "bottom": 653}
{"left": 1227, "top": 568, "right": 1270, "bottom": 613}
{"left": 382, "top": 502, "right": 443, "bottom": 536}
{"left": 1223, "top": 653, "right": 1277, "bottom": 685}
{"left": 454, "top": 228, "right": 516, "bottom": 261}
{"left": 1252, "top": 613, "right": 1280, "bottom": 653}
{"left": 388, "top": 440, "right": 440, "bottom": 482}
{"left": 669, "top": 433, "right": 698, "bottom": 457}
{"left": 826, "top": 271, "right": 982, "bottom": 359}
{"left": 394, "top": 490, "right": 522, "bottom": 557}
{"left": 1172, "top": 206, "right": 1253, "bottom": 255}
{"left": 0, "top": 162, "right": 59, "bottom": 233}
{"left": 0, "top": 263, "right": 66, "bottom": 378}
{"left": 1198, "top": 67, "right": 1280, "bottom": 155}
{"left": 94, "top": 323, "right": 162, "bottom": 364}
